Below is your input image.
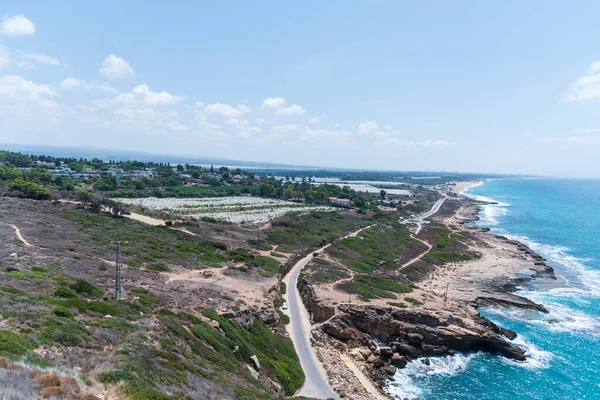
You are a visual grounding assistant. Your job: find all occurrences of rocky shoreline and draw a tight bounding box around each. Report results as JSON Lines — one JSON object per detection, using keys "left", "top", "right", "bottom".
{"left": 299, "top": 193, "right": 558, "bottom": 397}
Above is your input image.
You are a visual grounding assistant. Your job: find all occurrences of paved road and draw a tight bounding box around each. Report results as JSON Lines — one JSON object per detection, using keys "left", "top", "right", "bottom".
{"left": 283, "top": 226, "right": 373, "bottom": 400}
{"left": 415, "top": 196, "right": 446, "bottom": 221}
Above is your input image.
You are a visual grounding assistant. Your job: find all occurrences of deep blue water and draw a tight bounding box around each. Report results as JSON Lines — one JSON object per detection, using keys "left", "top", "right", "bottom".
{"left": 386, "top": 178, "right": 600, "bottom": 400}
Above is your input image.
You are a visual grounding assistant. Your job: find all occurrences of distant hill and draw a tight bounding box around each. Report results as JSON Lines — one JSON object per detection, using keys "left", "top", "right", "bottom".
{"left": 0, "top": 143, "right": 321, "bottom": 170}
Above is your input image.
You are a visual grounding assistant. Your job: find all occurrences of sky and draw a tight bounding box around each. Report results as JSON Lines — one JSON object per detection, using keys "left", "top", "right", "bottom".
{"left": 1, "top": 1, "right": 600, "bottom": 177}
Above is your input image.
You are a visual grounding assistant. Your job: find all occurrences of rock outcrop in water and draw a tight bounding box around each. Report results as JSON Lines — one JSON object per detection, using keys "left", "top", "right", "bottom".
{"left": 310, "top": 302, "right": 526, "bottom": 383}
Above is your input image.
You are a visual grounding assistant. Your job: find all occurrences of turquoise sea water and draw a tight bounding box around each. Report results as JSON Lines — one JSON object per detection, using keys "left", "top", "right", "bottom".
{"left": 386, "top": 178, "right": 600, "bottom": 400}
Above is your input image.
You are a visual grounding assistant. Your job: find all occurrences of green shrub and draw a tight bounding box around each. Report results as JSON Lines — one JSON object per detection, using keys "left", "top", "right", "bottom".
{"left": 130, "top": 288, "right": 158, "bottom": 308}
{"left": 146, "top": 263, "right": 170, "bottom": 272}
{"left": 99, "top": 370, "right": 136, "bottom": 384}
{"left": 0, "top": 329, "right": 36, "bottom": 356}
{"left": 31, "top": 266, "right": 48, "bottom": 273}
{"left": 404, "top": 297, "right": 424, "bottom": 306}
{"left": 53, "top": 286, "right": 78, "bottom": 298}
{"left": 72, "top": 279, "right": 104, "bottom": 297}
{"left": 279, "top": 312, "right": 290, "bottom": 325}
{"left": 54, "top": 306, "right": 74, "bottom": 319}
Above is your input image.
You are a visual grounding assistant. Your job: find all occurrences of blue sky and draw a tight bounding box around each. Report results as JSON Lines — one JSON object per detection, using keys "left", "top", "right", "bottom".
{"left": 1, "top": 1, "right": 600, "bottom": 177}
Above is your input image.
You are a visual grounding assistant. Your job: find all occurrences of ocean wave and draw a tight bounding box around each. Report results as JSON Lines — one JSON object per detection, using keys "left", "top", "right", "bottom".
{"left": 385, "top": 354, "right": 477, "bottom": 399}
{"left": 501, "top": 336, "right": 553, "bottom": 370}
{"left": 499, "top": 232, "right": 600, "bottom": 295}
{"left": 484, "top": 298, "right": 600, "bottom": 336}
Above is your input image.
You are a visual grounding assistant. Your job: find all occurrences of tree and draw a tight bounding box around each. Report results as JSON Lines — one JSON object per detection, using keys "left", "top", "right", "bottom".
{"left": 380, "top": 189, "right": 386, "bottom": 200}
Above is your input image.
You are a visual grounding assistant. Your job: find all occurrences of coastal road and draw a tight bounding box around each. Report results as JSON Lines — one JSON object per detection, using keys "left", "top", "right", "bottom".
{"left": 283, "top": 225, "right": 374, "bottom": 400}
{"left": 415, "top": 196, "right": 446, "bottom": 221}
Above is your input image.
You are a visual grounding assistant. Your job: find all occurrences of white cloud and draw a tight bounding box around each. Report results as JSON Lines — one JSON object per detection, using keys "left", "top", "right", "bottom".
{"left": 167, "top": 121, "right": 190, "bottom": 132}
{"left": 358, "top": 120, "right": 378, "bottom": 135}
{"left": 205, "top": 102, "right": 245, "bottom": 118}
{"left": 237, "top": 103, "right": 251, "bottom": 113}
{"left": 260, "top": 97, "right": 286, "bottom": 109}
{"left": 0, "top": 75, "right": 55, "bottom": 100}
{"left": 19, "top": 51, "right": 60, "bottom": 66}
{"left": 273, "top": 124, "right": 299, "bottom": 133}
{"left": 308, "top": 113, "right": 325, "bottom": 124}
{"left": 106, "top": 84, "right": 182, "bottom": 106}
{"left": 0, "top": 44, "right": 9, "bottom": 67}
{"left": 100, "top": 54, "right": 135, "bottom": 79}
{"left": 1, "top": 15, "right": 35, "bottom": 36}
{"left": 59, "top": 77, "right": 117, "bottom": 93}
{"left": 563, "top": 61, "right": 600, "bottom": 102}
{"left": 276, "top": 104, "right": 306, "bottom": 116}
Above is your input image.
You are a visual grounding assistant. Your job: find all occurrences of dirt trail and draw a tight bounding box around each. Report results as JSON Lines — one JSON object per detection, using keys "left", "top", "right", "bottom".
{"left": 124, "top": 212, "right": 166, "bottom": 226}
{"left": 399, "top": 223, "right": 433, "bottom": 270}
{"left": 7, "top": 224, "right": 33, "bottom": 247}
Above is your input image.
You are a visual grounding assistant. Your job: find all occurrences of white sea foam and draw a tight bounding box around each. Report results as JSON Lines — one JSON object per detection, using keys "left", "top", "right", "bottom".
{"left": 501, "top": 336, "right": 553, "bottom": 370}
{"left": 499, "top": 232, "right": 600, "bottom": 296}
{"left": 385, "top": 354, "right": 477, "bottom": 399}
{"left": 489, "top": 295, "right": 600, "bottom": 336}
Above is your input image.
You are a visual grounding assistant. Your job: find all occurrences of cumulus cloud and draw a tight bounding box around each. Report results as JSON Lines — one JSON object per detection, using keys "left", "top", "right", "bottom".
{"left": 204, "top": 102, "right": 247, "bottom": 118}
{"left": 0, "top": 75, "right": 55, "bottom": 100}
{"left": 358, "top": 120, "right": 378, "bottom": 135}
{"left": 0, "top": 44, "right": 9, "bottom": 67}
{"left": 100, "top": 54, "right": 135, "bottom": 79}
{"left": 563, "top": 61, "right": 600, "bottom": 102}
{"left": 1, "top": 15, "right": 35, "bottom": 36}
{"left": 19, "top": 51, "right": 60, "bottom": 66}
{"left": 59, "top": 77, "right": 117, "bottom": 93}
{"left": 260, "top": 97, "right": 286, "bottom": 109}
{"left": 276, "top": 104, "right": 306, "bottom": 116}
{"left": 108, "top": 84, "right": 182, "bottom": 106}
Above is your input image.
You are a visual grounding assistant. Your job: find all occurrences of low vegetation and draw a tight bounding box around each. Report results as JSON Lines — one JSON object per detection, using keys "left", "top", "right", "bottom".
{"left": 266, "top": 211, "right": 372, "bottom": 253}
{"left": 339, "top": 275, "right": 412, "bottom": 301}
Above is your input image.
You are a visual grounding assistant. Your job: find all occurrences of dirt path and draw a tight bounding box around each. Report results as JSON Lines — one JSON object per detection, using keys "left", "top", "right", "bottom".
{"left": 340, "top": 354, "right": 389, "bottom": 400}
{"left": 399, "top": 223, "right": 433, "bottom": 270}
{"left": 7, "top": 224, "right": 33, "bottom": 247}
{"left": 125, "top": 212, "right": 166, "bottom": 226}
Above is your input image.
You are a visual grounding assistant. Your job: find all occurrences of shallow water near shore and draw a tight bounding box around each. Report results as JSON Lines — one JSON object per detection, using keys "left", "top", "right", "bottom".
{"left": 386, "top": 178, "right": 600, "bottom": 400}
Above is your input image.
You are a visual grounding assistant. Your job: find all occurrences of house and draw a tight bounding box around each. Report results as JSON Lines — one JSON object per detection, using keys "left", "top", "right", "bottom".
{"left": 328, "top": 197, "right": 351, "bottom": 207}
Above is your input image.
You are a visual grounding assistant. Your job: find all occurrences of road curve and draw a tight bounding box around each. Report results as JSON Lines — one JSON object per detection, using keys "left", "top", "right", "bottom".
{"left": 283, "top": 225, "right": 374, "bottom": 400}
{"left": 415, "top": 196, "right": 446, "bottom": 221}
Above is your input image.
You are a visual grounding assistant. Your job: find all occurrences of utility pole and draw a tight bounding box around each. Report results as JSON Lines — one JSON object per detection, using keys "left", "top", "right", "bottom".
{"left": 111, "top": 240, "right": 127, "bottom": 300}
{"left": 115, "top": 241, "right": 122, "bottom": 300}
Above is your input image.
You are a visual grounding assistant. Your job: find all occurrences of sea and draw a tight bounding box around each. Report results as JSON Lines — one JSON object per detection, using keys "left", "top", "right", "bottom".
{"left": 385, "top": 178, "right": 600, "bottom": 400}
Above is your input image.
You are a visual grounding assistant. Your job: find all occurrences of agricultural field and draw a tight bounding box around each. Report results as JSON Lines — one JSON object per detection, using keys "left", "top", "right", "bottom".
{"left": 114, "top": 196, "right": 335, "bottom": 224}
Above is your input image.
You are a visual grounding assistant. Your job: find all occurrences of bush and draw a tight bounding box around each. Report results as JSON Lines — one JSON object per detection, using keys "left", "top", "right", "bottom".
{"left": 54, "top": 306, "right": 74, "bottom": 319}
{"left": 146, "top": 263, "right": 170, "bottom": 272}
{"left": 99, "top": 370, "right": 136, "bottom": 384}
{"left": 279, "top": 312, "right": 290, "bottom": 325}
{"left": 404, "top": 297, "right": 424, "bottom": 306}
{"left": 72, "top": 279, "right": 104, "bottom": 297}
{"left": 0, "top": 329, "right": 36, "bottom": 356}
{"left": 53, "top": 286, "right": 78, "bottom": 298}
